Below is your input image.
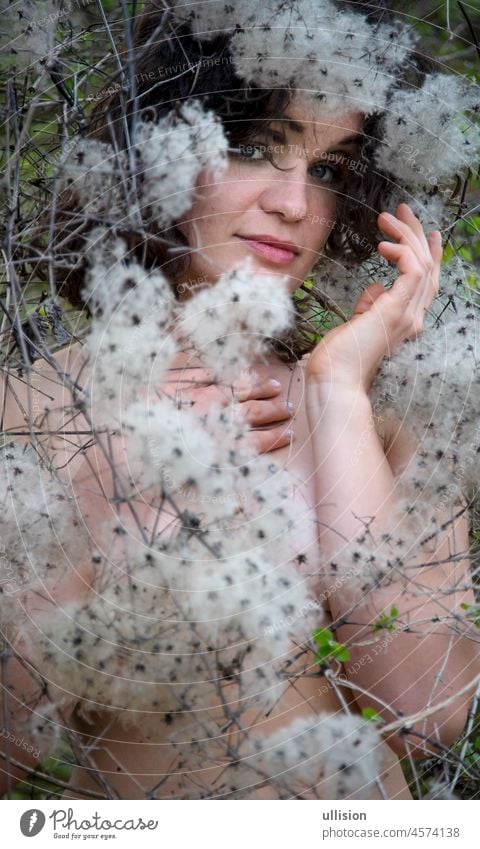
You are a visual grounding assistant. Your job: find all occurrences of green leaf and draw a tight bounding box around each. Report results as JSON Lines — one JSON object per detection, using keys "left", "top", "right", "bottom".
{"left": 372, "top": 606, "right": 399, "bottom": 634}
{"left": 460, "top": 603, "right": 480, "bottom": 628}
{"left": 312, "top": 628, "right": 350, "bottom": 664}
{"left": 312, "top": 627, "right": 334, "bottom": 646}
{"left": 332, "top": 645, "right": 350, "bottom": 662}
{"left": 361, "top": 707, "right": 383, "bottom": 723}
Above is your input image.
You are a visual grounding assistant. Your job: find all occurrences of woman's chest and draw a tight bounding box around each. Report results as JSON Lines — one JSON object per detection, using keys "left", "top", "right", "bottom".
{"left": 67, "top": 359, "right": 411, "bottom": 800}
{"left": 251, "top": 356, "right": 324, "bottom": 587}
{"left": 159, "top": 353, "right": 324, "bottom": 594}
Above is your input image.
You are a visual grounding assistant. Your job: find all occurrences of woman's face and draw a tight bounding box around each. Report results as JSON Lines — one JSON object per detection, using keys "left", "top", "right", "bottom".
{"left": 173, "top": 94, "right": 364, "bottom": 299}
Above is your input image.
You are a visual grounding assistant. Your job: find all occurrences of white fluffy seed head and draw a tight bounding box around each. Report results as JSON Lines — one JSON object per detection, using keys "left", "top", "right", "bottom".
{"left": 0, "top": 442, "right": 86, "bottom": 626}
{"left": 375, "top": 74, "right": 480, "bottom": 188}
{"left": 135, "top": 99, "right": 229, "bottom": 227}
{"left": 82, "top": 238, "right": 177, "bottom": 424}
{"left": 176, "top": 257, "right": 295, "bottom": 381}
{"left": 193, "top": 711, "right": 386, "bottom": 799}
{"left": 120, "top": 398, "right": 217, "bottom": 492}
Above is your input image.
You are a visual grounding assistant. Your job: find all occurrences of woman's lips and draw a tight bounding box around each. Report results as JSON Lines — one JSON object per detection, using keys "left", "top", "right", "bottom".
{"left": 236, "top": 236, "right": 296, "bottom": 264}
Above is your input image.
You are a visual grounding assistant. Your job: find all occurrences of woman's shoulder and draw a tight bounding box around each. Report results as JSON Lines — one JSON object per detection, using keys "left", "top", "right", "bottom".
{"left": 1, "top": 339, "right": 88, "bottom": 412}
{"left": 0, "top": 339, "right": 91, "bottom": 481}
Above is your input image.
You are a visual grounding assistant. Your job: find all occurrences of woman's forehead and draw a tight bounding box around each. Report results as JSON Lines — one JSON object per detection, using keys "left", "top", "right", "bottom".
{"left": 264, "top": 95, "right": 365, "bottom": 149}
{"left": 279, "top": 92, "right": 365, "bottom": 135}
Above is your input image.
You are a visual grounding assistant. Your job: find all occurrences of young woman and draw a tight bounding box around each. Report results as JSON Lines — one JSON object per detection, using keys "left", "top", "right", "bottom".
{"left": 1, "top": 1, "right": 479, "bottom": 800}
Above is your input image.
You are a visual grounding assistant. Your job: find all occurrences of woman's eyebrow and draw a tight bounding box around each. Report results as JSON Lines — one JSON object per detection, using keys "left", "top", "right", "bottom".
{"left": 278, "top": 116, "right": 305, "bottom": 135}
{"left": 267, "top": 118, "right": 363, "bottom": 148}
{"left": 326, "top": 133, "right": 363, "bottom": 151}
{"left": 331, "top": 133, "right": 363, "bottom": 148}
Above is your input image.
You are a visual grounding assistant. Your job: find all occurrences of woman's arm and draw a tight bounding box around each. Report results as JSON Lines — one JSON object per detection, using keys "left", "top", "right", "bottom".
{"left": 0, "top": 348, "right": 93, "bottom": 796}
{"left": 305, "top": 203, "right": 480, "bottom": 758}
{"left": 307, "top": 384, "right": 478, "bottom": 758}
{"left": 0, "top": 565, "right": 92, "bottom": 798}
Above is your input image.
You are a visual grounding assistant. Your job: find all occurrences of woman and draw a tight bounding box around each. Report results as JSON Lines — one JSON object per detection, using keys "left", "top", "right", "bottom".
{"left": 1, "top": 1, "right": 479, "bottom": 800}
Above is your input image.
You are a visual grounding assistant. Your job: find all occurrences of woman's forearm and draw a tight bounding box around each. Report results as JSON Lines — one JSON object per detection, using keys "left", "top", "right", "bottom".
{"left": 305, "top": 378, "right": 474, "bottom": 597}
{"left": 306, "top": 379, "right": 480, "bottom": 755}
{"left": 305, "top": 381, "right": 398, "bottom": 554}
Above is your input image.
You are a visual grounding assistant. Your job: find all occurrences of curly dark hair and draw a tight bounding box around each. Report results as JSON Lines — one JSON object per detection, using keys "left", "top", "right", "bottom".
{"left": 46, "top": 0, "right": 438, "bottom": 362}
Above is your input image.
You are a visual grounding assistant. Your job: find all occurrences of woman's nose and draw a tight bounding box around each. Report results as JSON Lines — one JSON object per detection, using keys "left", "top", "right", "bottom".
{"left": 258, "top": 167, "right": 309, "bottom": 221}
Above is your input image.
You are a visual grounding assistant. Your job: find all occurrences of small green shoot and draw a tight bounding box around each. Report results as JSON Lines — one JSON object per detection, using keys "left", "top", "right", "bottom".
{"left": 312, "top": 627, "right": 350, "bottom": 666}
{"left": 372, "top": 606, "right": 399, "bottom": 634}
{"left": 460, "top": 603, "right": 480, "bottom": 629}
{"left": 361, "top": 707, "right": 384, "bottom": 723}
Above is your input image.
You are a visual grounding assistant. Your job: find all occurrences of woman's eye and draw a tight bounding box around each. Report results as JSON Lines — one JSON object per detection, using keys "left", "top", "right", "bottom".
{"left": 311, "top": 161, "right": 343, "bottom": 183}
{"left": 230, "top": 145, "right": 345, "bottom": 183}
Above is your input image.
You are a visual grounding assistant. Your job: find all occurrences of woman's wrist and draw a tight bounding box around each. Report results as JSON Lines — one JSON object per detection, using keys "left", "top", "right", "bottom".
{"left": 305, "top": 374, "right": 372, "bottom": 412}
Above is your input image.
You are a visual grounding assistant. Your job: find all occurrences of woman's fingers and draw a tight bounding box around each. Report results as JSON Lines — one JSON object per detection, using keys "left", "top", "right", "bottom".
{"left": 177, "top": 373, "right": 296, "bottom": 453}
{"left": 176, "top": 372, "right": 282, "bottom": 408}
{"left": 240, "top": 396, "right": 295, "bottom": 426}
{"left": 395, "top": 203, "right": 431, "bottom": 252}
{"left": 378, "top": 205, "right": 434, "bottom": 273}
{"left": 379, "top": 203, "right": 426, "bottom": 244}
{"left": 367, "top": 204, "right": 443, "bottom": 347}
{"left": 377, "top": 204, "right": 441, "bottom": 317}
{"left": 428, "top": 229, "right": 443, "bottom": 269}
{"left": 378, "top": 236, "right": 440, "bottom": 302}
{"left": 232, "top": 373, "right": 295, "bottom": 420}
{"left": 247, "top": 421, "right": 294, "bottom": 454}
{"left": 231, "top": 374, "right": 282, "bottom": 402}
{"left": 306, "top": 205, "right": 442, "bottom": 392}
{"left": 378, "top": 204, "right": 442, "bottom": 271}
{"left": 377, "top": 240, "right": 420, "bottom": 275}
{"left": 231, "top": 375, "right": 296, "bottom": 452}
{"left": 378, "top": 212, "right": 424, "bottom": 261}
{"left": 232, "top": 375, "right": 296, "bottom": 452}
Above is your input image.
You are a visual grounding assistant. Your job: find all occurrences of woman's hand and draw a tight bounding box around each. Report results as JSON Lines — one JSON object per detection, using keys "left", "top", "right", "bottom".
{"left": 232, "top": 372, "right": 296, "bottom": 453}
{"left": 306, "top": 203, "right": 442, "bottom": 394}
{"left": 164, "top": 366, "right": 295, "bottom": 453}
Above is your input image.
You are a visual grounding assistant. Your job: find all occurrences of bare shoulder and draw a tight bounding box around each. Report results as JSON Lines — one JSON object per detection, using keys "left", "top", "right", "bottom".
{"left": 1, "top": 340, "right": 91, "bottom": 481}
{"left": 0, "top": 339, "right": 89, "bottom": 422}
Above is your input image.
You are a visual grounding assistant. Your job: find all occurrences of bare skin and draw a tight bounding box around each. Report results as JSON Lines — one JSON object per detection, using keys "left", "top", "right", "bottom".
{"left": 59, "top": 206, "right": 478, "bottom": 798}
{"left": 62, "top": 349, "right": 414, "bottom": 800}
{"left": 1, "top": 89, "right": 478, "bottom": 797}
{"left": 0, "top": 244, "right": 476, "bottom": 798}
{"left": 0, "top": 341, "right": 412, "bottom": 800}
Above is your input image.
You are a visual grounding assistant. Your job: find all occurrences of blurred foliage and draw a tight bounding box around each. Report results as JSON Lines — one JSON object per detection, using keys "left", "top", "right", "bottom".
{"left": 4, "top": 757, "right": 72, "bottom": 801}
{"left": 1, "top": 736, "right": 74, "bottom": 801}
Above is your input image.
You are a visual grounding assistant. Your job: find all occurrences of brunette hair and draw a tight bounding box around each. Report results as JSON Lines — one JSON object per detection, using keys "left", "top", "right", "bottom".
{"left": 45, "top": 1, "right": 438, "bottom": 362}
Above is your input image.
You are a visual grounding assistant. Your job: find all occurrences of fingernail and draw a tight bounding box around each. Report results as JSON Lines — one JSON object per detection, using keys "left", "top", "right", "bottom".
{"left": 285, "top": 428, "right": 294, "bottom": 439}
{"left": 269, "top": 379, "right": 281, "bottom": 388}
{"left": 285, "top": 401, "right": 294, "bottom": 412}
